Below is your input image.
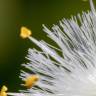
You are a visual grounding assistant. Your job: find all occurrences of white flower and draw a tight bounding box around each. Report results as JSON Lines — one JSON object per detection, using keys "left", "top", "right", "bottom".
{"left": 19, "top": 0, "right": 96, "bottom": 96}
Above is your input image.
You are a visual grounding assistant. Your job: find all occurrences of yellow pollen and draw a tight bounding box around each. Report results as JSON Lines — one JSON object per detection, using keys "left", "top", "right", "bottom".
{"left": 0, "top": 85, "right": 8, "bottom": 96}
{"left": 20, "top": 26, "right": 32, "bottom": 39}
{"left": 24, "top": 75, "right": 39, "bottom": 88}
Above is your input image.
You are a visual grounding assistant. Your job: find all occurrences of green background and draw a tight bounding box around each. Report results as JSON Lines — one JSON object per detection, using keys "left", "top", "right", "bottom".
{"left": 0, "top": 0, "right": 95, "bottom": 92}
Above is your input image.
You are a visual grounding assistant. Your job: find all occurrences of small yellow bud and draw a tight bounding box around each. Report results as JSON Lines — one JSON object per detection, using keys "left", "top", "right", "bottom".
{"left": 0, "top": 85, "right": 8, "bottom": 96}
{"left": 20, "top": 26, "right": 32, "bottom": 39}
{"left": 24, "top": 75, "right": 39, "bottom": 88}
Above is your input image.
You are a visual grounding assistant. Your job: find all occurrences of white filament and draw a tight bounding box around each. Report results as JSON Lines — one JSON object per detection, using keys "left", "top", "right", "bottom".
{"left": 20, "top": 0, "right": 96, "bottom": 96}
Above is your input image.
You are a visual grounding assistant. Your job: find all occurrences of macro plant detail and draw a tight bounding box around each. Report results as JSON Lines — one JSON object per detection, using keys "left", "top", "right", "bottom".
{"left": 19, "top": 0, "right": 96, "bottom": 96}
{"left": 1, "top": 0, "right": 96, "bottom": 96}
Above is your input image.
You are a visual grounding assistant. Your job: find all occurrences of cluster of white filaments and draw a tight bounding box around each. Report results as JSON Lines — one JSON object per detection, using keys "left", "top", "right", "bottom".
{"left": 19, "top": 0, "right": 96, "bottom": 96}
{"left": 2, "top": 0, "right": 96, "bottom": 96}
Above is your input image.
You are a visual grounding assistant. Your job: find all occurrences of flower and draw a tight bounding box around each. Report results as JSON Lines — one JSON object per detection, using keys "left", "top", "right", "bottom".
{"left": 2, "top": 0, "right": 95, "bottom": 96}
{"left": 19, "top": 0, "right": 96, "bottom": 96}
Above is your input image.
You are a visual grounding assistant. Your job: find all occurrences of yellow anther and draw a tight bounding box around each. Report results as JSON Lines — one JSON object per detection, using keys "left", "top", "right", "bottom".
{"left": 1, "top": 86, "right": 8, "bottom": 92}
{"left": 0, "top": 85, "right": 8, "bottom": 96}
{"left": 20, "top": 26, "right": 32, "bottom": 39}
{"left": 24, "top": 75, "right": 39, "bottom": 89}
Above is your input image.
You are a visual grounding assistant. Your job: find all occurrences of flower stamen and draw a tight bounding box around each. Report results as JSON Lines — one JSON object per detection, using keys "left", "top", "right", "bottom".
{"left": 24, "top": 75, "right": 39, "bottom": 89}
{"left": 20, "top": 26, "right": 32, "bottom": 39}
{"left": 0, "top": 85, "right": 8, "bottom": 96}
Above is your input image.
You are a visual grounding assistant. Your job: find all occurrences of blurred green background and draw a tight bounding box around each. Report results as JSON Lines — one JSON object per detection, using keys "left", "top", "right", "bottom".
{"left": 0, "top": 0, "right": 95, "bottom": 92}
